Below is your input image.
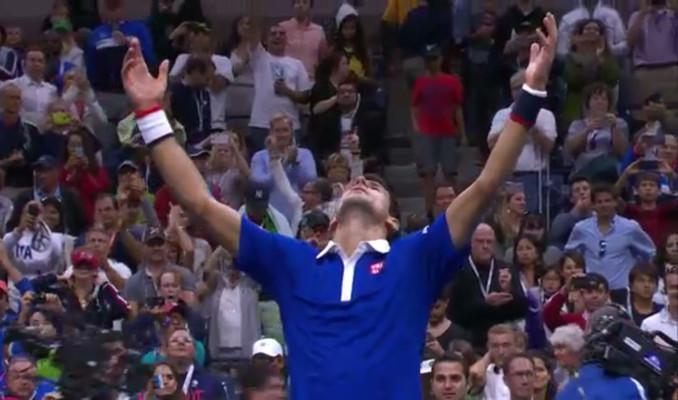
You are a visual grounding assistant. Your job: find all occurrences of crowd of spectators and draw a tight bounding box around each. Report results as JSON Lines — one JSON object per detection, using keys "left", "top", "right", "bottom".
{"left": 0, "top": 0, "right": 676, "bottom": 399}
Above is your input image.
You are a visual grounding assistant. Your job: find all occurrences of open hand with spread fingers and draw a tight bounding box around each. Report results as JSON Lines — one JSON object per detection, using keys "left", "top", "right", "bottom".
{"left": 122, "top": 38, "right": 169, "bottom": 111}
{"left": 524, "top": 13, "right": 558, "bottom": 91}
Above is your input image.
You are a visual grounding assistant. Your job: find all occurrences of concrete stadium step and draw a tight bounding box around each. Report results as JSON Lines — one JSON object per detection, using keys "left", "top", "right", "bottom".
{"left": 383, "top": 163, "right": 419, "bottom": 184}
{"left": 388, "top": 147, "right": 415, "bottom": 166}
{"left": 397, "top": 197, "right": 427, "bottom": 217}
{"left": 390, "top": 178, "right": 422, "bottom": 198}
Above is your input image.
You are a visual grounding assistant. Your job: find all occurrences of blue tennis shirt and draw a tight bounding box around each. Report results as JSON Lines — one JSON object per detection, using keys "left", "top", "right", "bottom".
{"left": 236, "top": 214, "right": 469, "bottom": 399}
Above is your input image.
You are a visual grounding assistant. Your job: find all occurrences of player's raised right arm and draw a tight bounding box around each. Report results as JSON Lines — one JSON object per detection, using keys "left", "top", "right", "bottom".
{"left": 121, "top": 38, "right": 241, "bottom": 255}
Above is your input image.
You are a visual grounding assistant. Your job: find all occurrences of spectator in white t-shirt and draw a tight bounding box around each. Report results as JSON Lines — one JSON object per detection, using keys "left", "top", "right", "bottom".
{"left": 488, "top": 70, "right": 556, "bottom": 214}
{"left": 641, "top": 266, "right": 678, "bottom": 342}
{"left": 246, "top": 23, "right": 312, "bottom": 154}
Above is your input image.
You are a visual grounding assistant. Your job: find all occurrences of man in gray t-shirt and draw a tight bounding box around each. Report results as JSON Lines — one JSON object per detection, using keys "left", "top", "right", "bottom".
{"left": 122, "top": 226, "right": 197, "bottom": 308}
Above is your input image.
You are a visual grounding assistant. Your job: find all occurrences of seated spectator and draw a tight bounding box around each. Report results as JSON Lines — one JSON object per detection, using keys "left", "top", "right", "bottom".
{"left": 549, "top": 324, "right": 585, "bottom": 388}
{"left": 502, "top": 353, "right": 536, "bottom": 400}
{"left": 424, "top": 284, "right": 470, "bottom": 360}
{"left": 324, "top": 152, "right": 363, "bottom": 189}
{"left": 163, "top": 204, "right": 212, "bottom": 279}
{"left": 60, "top": 68, "right": 107, "bottom": 133}
{"left": 245, "top": 23, "right": 311, "bottom": 153}
{"left": 12, "top": 305, "right": 62, "bottom": 381}
{"left": 333, "top": 4, "right": 377, "bottom": 90}
{"left": 201, "top": 247, "right": 261, "bottom": 360}
{"left": 0, "top": 356, "right": 57, "bottom": 400}
{"left": 531, "top": 265, "right": 564, "bottom": 306}
{"left": 505, "top": 213, "right": 562, "bottom": 267}
{"left": 308, "top": 50, "right": 351, "bottom": 160}
{"left": 5, "top": 46, "right": 58, "bottom": 130}
{"left": 297, "top": 210, "right": 330, "bottom": 250}
{"left": 549, "top": 176, "right": 592, "bottom": 249}
{"left": 430, "top": 182, "right": 456, "bottom": 220}
{"left": 250, "top": 113, "right": 317, "bottom": 221}
{"left": 169, "top": 56, "right": 213, "bottom": 145}
{"left": 250, "top": 337, "right": 285, "bottom": 377}
{"left": 614, "top": 169, "right": 678, "bottom": 246}
{"left": 558, "top": 251, "right": 587, "bottom": 283}
{"left": 169, "top": 26, "right": 233, "bottom": 131}
{"left": 123, "top": 227, "right": 197, "bottom": 315}
{"left": 565, "top": 184, "right": 655, "bottom": 294}
{"left": 0, "top": 83, "right": 39, "bottom": 187}
{"left": 511, "top": 234, "right": 545, "bottom": 289}
{"left": 474, "top": 323, "right": 519, "bottom": 399}
{"left": 239, "top": 360, "right": 286, "bottom": 400}
{"left": 528, "top": 350, "right": 558, "bottom": 400}
{"left": 0, "top": 171, "right": 12, "bottom": 235}
{"left": 565, "top": 83, "right": 628, "bottom": 182}
{"left": 116, "top": 160, "right": 160, "bottom": 227}
{"left": 8, "top": 155, "right": 86, "bottom": 236}
{"left": 489, "top": 70, "right": 556, "bottom": 214}
{"left": 53, "top": 19, "right": 84, "bottom": 70}
{"left": 3, "top": 201, "right": 64, "bottom": 279}
{"left": 137, "top": 361, "right": 185, "bottom": 400}
{"left": 561, "top": 19, "right": 619, "bottom": 128}
{"left": 85, "top": 0, "right": 155, "bottom": 120}
{"left": 0, "top": 26, "right": 20, "bottom": 81}
{"left": 59, "top": 129, "right": 110, "bottom": 224}
{"left": 612, "top": 262, "right": 663, "bottom": 326}
{"left": 41, "top": 0, "right": 72, "bottom": 32}
{"left": 162, "top": 327, "right": 236, "bottom": 398}
{"left": 543, "top": 272, "right": 610, "bottom": 331}
{"left": 204, "top": 133, "right": 249, "bottom": 209}
{"left": 38, "top": 196, "right": 75, "bottom": 266}
{"left": 448, "top": 224, "right": 528, "bottom": 349}
{"left": 63, "top": 226, "right": 131, "bottom": 291}
{"left": 641, "top": 264, "right": 678, "bottom": 342}
{"left": 411, "top": 44, "right": 465, "bottom": 210}
{"left": 148, "top": 0, "right": 205, "bottom": 61}
{"left": 238, "top": 183, "right": 294, "bottom": 238}
{"left": 37, "top": 98, "right": 83, "bottom": 157}
{"left": 280, "top": 0, "right": 327, "bottom": 81}
{"left": 423, "top": 353, "right": 469, "bottom": 400}
{"left": 4, "top": 25, "right": 24, "bottom": 59}
{"left": 557, "top": 0, "right": 627, "bottom": 58}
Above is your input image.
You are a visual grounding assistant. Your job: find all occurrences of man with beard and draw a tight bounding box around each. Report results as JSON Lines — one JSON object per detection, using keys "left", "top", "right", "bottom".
{"left": 120, "top": 13, "right": 557, "bottom": 400}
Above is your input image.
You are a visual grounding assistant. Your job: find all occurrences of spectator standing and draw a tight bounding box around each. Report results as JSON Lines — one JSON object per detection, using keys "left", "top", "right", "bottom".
{"left": 488, "top": 70, "right": 556, "bottom": 213}
{"left": 246, "top": 22, "right": 311, "bottom": 154}
{"left": 549, "top": 177, "right": 592, "bottom": 249}
{"left": 493, "top": 0, "right": 546, "bottom": 58}
{"left": 238, "top": 183, "right": 294, "bottom": 238}
{"left": 561, "top": 19, "right": 620, "bottom": 129}
{"left": 565, "top": 185, "right": 656, "bottom": 293}
{"left": 148, "top": 0, "right": 206, "bottom": 62}
{"left": 448, "top": 224, "right": 528, "bottom": 349}
{"left": 334, "top": 4, "right": 377, "bottom": 89}
{"left": 53, "top": 19, "right": 84, "bottom": 70}
{"left": 250, "top": 113, "right": 317, "bottom": 222}
{"left": 7, "top": 155, "right": 86, "bottom": 236}
{"left": 59, "top": 129, "right": 110, "bottom": 224}
{"left": 169, "top": 56, "right": 213, "bottom": 145}
{"left": 85, "top": 0, "right": 155, "bottom": 120}
{"left": 564, "top": 83, "right": 628, "bottom": 182}
{"left": 641, "top": 265, "right": 678, "bottom": 341}
{"left": 280, "top": 0, "right": 328, "bottom": 82}
{"left": 0, "top": 84, "right": 39, "bottom": 187}
{"left": 224, "top": 16, "right": 255, "bottom": 121}
{"left": 60, "top": 68, "right": 107, "bottom": 133}
{"left": 5, "top": 47, "right": 58, "bottom": 131}
{"left": 615, "top": 262, "right": 663, "bottom": 326}
{"left": 411, "top": 44, "right": 465, "bottom": 210}
{"left": 557, "top": 0, "right": 628, "bottom": 58}
{"left": 490, "top": 185, "right": 527, "bottom": 251}
{"left": 204, "top": 134, "right": 249, "bottom": 208}
{"left": 0, "top": 27, "right": 20, "bottom": 81}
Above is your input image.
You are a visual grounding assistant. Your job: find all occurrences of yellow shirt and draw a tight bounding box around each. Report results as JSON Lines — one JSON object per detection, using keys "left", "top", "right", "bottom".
{"left": 382, "top": 0, "right": 420, "bottom": 25}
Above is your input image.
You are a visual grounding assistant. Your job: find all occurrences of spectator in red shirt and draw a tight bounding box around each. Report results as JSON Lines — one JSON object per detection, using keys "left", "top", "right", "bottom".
{"left": 615, "top": 168, "right": 678, "bottom": 246}
{"left": 543, "top": 272, "right": 610, "bottom": 331}
{"left": 411, "top": 44, "right": 465, "bottom": 210}
{"left": 60, "top": 128, "right": 110, "bottom": 223}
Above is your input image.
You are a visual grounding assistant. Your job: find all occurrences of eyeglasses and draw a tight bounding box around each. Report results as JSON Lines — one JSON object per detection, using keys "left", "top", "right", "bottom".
{"left": 599, "top": 240, "right": 607, "bottom": 258}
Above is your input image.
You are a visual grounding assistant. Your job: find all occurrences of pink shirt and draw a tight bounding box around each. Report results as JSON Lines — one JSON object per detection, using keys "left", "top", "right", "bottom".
{"left": 280, "top": 18, "right": 327, "bottom": 80}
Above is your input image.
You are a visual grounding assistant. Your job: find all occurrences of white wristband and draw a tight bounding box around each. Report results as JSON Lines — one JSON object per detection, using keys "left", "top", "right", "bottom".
{"left": 136, "top": 110, "right": 174, "bottom": 145}
{"left": 522, "top": 84, "right": 547, "bottom": 98}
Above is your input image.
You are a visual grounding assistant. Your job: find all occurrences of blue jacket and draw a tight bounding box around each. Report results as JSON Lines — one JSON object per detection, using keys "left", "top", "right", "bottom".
{"left": 85, "top": 20, "right": 155, "bottom": 92}
{"left": 557, "top": 363, "right": 647, "bottom": 400}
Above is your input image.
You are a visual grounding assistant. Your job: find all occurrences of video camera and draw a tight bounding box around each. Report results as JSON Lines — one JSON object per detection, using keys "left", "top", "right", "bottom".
{"left": 4, "top": 324, "right": 151, "bottom": 399}
{"left": 586, "top": 311, "right": 678, "bottom": 399}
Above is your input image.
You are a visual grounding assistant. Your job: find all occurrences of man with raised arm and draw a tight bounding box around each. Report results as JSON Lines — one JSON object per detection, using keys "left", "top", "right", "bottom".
{"left": 121, "top": 14, "right": 557, "bottom": 400}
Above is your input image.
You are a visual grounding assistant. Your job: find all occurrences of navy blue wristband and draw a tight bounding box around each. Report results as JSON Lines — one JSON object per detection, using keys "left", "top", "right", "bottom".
{"left": 510, "top": 89, "right": 546, "bottom": 128}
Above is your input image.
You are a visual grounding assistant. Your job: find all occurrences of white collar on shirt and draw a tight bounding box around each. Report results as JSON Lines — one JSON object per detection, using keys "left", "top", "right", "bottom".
{"left": 20, "top": 74, "right": 45, "bottom": 86}
{"left": 316, "top": 239, "right": 390, "bottom": 260}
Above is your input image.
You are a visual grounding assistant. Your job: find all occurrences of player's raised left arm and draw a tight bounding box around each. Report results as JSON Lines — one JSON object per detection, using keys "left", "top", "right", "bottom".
{"left": 446, "top": 13, "right": 558, "bottom": 247}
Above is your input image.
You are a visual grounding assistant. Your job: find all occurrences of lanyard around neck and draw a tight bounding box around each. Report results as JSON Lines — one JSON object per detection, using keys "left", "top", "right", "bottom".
{"left": 468, "top": 256, "right": 494, "bottom": 299}
{"left": 182, "top": 364, "right": 195, "bottom": 394}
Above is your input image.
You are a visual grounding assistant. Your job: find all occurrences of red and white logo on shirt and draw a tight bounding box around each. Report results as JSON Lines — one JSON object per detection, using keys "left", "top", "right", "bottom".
{"left": 370, "top": 262, "right": 384, "bottom": 275}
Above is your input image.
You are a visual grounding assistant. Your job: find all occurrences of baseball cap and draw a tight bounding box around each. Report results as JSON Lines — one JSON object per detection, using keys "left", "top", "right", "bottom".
{"left": 32, "top": 155, "right": 59, "bottom": 170}
{"left": 573, "top": 272, "right": 609, "bottom": 291}
{"left": 117, "top": 160, "right": 139, "bottom": 174}
{"left": 143, "top": 226, "right": 166, "bottom": 244}
{"left": 245, "top": 184, "right": 270, "bottom": 213}
{"left": 252, "top": 338, "right": 283, "bottom": 358}
{"left": 300, "top": 210, "right": 330, "bottom": 231}
{"left": 186, "top": 144, "right": 210, "bottom": 159}
{"left": 71, "top": 248, "right": 100, "bottom": 270}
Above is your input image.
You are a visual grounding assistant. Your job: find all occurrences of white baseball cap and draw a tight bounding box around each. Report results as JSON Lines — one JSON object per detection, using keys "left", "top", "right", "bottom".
{"left": 252, "top": 338, "right": 283, "bottom": 358}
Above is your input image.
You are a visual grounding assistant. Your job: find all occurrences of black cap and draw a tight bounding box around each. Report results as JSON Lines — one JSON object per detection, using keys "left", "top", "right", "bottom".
{"left": 186, "top": 145, "right": 210, "bottom": 159}
{"left": 424, "top": 44, "right": 441, "bottom": 58}
{"left": 245, "top": 183, "right": 270, "bottom": 212}
{"left": 32, "top": 155, "right": 59, "bottom": 170}
{"left": 573, "top": 272, "right": 609, "bottom": 292}
{"left": 117, "top": 160, "right": 139, "bottom": 174}
{"left": 143, "top": 226, "right": 166, "bottom": 243}
{"left": 300, "top": 210, "right": 330, "bottom": 230}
